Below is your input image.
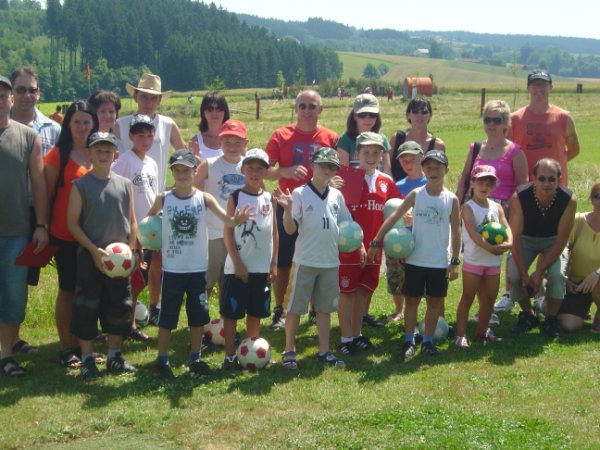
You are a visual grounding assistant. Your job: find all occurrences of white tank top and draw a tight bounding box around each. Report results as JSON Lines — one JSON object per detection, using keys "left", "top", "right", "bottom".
{"left": 406, "top": 186, "right": 454, "bottom": 268}
{"left": 224, "top": 190, "right": 274, "bottom": 274}
{"left": 195, "top": 133, "right": 223, "bottom": 160}
{"left": 161, "top": 189, "right": 208, "bottom": 273}
{"left": 204, "top": 156, "right": 245, "bottom": 239}
{"left": 462, "top": 199, "right": 503, "bottom": 266}
{"left": 117, "top": 114, "right": 174, "bottom": 190}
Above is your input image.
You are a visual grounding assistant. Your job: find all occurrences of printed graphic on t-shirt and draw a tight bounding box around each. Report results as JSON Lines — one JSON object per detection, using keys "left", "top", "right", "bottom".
{"left": 292, "top": 142, "right": 321, "bottom": 166}
{"left": 167, "top": 205, "right": 202, "bottom": 239}
{"left": 525, "top": 122, "right": 553, "bottom": 151}
{"left": 239, "top": 220, "right": 261, "bottom": 248}
{"left": 415, "top": 206, "right": 442, "bottom": 225}
{"left": 132, "top": 171, "right": 156, "bottom": 192}
{"left": 218, "top": 173, "right": 245, "bottom": 201}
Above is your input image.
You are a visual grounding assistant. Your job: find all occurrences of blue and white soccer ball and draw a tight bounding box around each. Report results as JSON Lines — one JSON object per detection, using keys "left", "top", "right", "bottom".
{"left": 383, "top": 227, "right": 414, "bottom": 258}
{"left": 134, "top": 302, "right": 150, "bottom": 328}
{"left": 383, "top": 198, "right": 405, "bottom": 228}
{"left": 417, "top": 316, "right": 450, "bottom": 342}
{"left": 338, "top": 220, "right": 364, "bottom": 253}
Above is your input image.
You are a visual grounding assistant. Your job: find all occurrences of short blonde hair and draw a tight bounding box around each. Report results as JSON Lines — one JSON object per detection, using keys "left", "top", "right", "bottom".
{"left": 483, "top": 99, "right": 511, "bottom": 125}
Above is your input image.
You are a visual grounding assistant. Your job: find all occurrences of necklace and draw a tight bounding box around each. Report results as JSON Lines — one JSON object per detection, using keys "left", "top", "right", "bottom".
{"left": 533, "top": 185, "right": 557, "bottom": 217}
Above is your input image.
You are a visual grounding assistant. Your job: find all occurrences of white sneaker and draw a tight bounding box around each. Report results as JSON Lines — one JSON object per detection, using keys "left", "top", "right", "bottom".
{"left": 494, "top": 292, "right": 514, "bottom": 312}
{"left": 471, "top": 312, "right": 500, "bottom": 326}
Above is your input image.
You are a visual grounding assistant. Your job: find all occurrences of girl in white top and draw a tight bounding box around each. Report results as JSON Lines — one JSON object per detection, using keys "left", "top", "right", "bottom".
{"left": 455, "top": 165, "right": 512, "bottom": 347}
{"left": 188, "top": 92, "right": 230, "bottom": 161}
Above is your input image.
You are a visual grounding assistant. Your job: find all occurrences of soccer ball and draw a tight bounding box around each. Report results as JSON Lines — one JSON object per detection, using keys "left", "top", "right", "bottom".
{"left": 383, "top": 227, "right": 415, "bottom": 258}
{"left": 417, "top": 316, "right": 450, "bottom": 342}
{"left": 134, "top": 302, "right": 149, "bottom": 328}
{"left": 102, "top": 242, "right": 136, "bottom": 278}
{"left": 383, "top": 198, "right": 405, "bottom": 228}
{"left": 338, "top": 220, "right": 363, "bottom": 253}
{"left": 481, "top": 222, "right": 508, "bottom": 245}
{"left": 236, "top": 337, "right": 271, "bottom": 370}
{"left": 137, "top": 215, "right": 162, "bottom": 250}
{"left": 205, "top": 318, "right": 225, "bottom": 346}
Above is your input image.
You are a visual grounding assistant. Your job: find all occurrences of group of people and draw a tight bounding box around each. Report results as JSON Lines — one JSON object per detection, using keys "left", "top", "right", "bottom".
{"left": 0, "top": 67, "right": 598, "bottom": 380}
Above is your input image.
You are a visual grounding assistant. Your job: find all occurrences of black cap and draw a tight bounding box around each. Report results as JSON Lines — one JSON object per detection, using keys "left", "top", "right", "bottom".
{"left": 88, "top": 132, "right": 118, "bottom": 148}
{"left": 169, "top": 149, "right": 197, "bottom": 168}
{"left": 422, "top": 150, "right": 448, "bottom": 167}
{"left": 0, "top": 75, "right": 12, "bottom": 91}
{"left": 527, "top": 70, "right": 552, "bottom": 86}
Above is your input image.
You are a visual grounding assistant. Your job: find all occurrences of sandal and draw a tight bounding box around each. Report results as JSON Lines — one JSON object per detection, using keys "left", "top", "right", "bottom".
{"left": 281, "top": 351, "right": 298, "bottom": 370}
{"left": 387, "top": 312, "right": 404, "bottom": 322}
{"left": 1, "top": 357, "right": 26, "bottom": 377}
{"left": 59, "top": 349, "right": 81, "bottom": 369}
{"left": 12, "top": 339, "right": 38, "bottom": 354}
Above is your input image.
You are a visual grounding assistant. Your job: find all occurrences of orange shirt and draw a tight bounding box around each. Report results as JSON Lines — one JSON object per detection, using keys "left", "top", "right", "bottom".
{"left": 510, "top": 104, "right": 570, "bottom": 185}
{"left": 49, "top": 112, "right": 63, "bottom": 125}
{"left": 44, "top": 146, "right": 91, "bottom": 241}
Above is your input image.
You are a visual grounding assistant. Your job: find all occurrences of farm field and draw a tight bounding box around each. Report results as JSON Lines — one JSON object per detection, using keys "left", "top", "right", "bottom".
{"left": 8, "top": 87, "right": 600, "bottom": 449}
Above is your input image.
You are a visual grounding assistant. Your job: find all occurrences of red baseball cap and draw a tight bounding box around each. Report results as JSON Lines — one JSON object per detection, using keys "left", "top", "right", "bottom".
{"left": 218, "top": 119, "right": 247, "bottom": 139}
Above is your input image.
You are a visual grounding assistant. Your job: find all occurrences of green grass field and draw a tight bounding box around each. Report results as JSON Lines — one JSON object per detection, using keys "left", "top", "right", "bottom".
{"left": 12, "top": 87, "right": 600, "bottom": 449}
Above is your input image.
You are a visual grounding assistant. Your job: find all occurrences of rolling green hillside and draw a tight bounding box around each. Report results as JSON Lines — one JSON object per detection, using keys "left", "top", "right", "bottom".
{"left": 338, "top": 52, "right": 600, "bottom": 91}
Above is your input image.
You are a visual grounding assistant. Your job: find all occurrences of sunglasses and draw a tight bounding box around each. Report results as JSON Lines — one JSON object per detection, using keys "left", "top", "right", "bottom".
{"left": 410, "top": 109, "right": 430, "bottom": 115}
{"left": 592, "top": 193, "right": 600, "bottom": 200}
{"left": 205, "top": 106, "right": 224, "bottom": 113}
{"left": 357, "top": 112, "right": 378, "bottom": 119}
{"left": 483, "top": 117, "right": 503, "bottom": 125}
{"left": 536, "top": 176, "right": 557, "bottom": 183}
{"left": 14, "top": 86, "right": 39, "bottom": 95}
{"left": 297, "top": 103, "right": 318, "bottom": 110}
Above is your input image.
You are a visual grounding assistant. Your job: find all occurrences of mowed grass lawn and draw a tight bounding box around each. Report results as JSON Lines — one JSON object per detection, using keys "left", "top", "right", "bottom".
{"left": 7, "top": 90, "right": 600, "bottom": 449}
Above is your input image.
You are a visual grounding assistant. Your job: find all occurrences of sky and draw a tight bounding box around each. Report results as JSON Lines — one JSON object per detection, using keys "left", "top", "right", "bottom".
{"left": 209, "top": 0, "right": 600, "bottom": 40}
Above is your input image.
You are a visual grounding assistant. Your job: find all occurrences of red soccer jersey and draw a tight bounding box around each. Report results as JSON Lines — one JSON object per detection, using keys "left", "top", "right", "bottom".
{"left": 266, "top": 124, "right": 339, "bottom": 193}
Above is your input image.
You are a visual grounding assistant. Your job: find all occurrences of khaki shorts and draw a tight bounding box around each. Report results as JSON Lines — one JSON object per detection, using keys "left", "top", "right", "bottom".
{"left": 385, "top": 255, "right": 405, "bottom": 295}
{"left": 287, "top": 264, "right": 339, "bottom": 315}
{"left": 206, "top": 238, "right": 226, "bottom": 290}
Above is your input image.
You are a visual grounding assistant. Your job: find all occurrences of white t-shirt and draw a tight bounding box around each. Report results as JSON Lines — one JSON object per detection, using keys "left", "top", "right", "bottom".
{"left": 161, "top": 189, "right": 208, "bottom": 273}
{"left": 406, "top": 185, "right": 454, "bottom": 269}
{"left": 195, "top": 133, "right": 223, "bottom": 160}
{"left": 205, "top": 156, "right": 245, "bottom": 239}
{"left": 291, "top": 183, "right": 352, "bottom": 268}
{"left": 224, "top": 189, "right": 274, "bottom": 274}
{"left": 117, "top": 114, "right": 174, "bottom": 190}
{"left": 462, "top": 199, "right": 503, "bottom": 267}
{"left": 111, "top": 149, "right": 158, "bottom": 222}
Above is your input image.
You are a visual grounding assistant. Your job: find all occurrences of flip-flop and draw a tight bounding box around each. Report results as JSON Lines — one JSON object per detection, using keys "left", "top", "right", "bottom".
{"left": 1, "top": 357, "right": 26, "bottom": 377}
{"left": 12, "top": 339, "right": 38, "bottom": 354}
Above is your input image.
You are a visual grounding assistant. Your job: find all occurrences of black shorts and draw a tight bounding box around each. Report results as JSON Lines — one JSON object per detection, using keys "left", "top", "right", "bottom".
{"left": 220, "top": 273, "right": 271, "bottom": 320}
{"left": 71, "top": 249, "right": 133, "bottom": 340}
{"left": 50, "top": 236, "right": 79, "bottom": 292}
{"left": 558, "top": 291, "right": 593, "bottom": 319}
{"left": 402, "top": 264, "right": 448, "bottom": 298}
{"left": 276, "top": 204, "right": 298, "bottom": 268}
{"left": 159, "top": 271, "right": 210, "bottom": 330}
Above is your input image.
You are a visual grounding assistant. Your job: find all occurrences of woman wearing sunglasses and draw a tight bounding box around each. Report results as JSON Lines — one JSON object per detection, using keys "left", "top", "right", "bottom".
{"left": 337, "top": 93, "right": 391, "bottom": 175}
{"left": 390, "top": 96, "right": 446, "bottom": 182}
{"left": 456, "top": 100, "right": 528, "bottom": 207}
{"left": 188, "top": 91, "right": 230, "bottom": 161}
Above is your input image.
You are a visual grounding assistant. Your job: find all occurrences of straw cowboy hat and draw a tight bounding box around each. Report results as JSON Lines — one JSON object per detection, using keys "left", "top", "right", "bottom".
{"left": 125, "top": 73, "right": 173, "bottom": 99}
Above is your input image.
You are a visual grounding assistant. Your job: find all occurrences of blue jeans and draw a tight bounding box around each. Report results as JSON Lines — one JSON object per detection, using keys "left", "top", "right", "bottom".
{"left": 0, "top": 235, "right": 28, "bottom": 324}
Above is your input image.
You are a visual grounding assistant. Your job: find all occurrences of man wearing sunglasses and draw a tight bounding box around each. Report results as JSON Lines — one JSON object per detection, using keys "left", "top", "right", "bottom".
{"left": 507, "top": 158, "right": 576, "bottom": 338}
{"left": 266, "top": 90, "right": 339, "bottom": 329}
{"left": 510, "top": 70, "right": 580, "bottom": 186}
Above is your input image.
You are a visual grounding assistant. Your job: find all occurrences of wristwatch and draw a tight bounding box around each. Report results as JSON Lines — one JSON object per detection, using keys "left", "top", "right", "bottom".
{"left": 370, "top": 240, "right": 381, "bottom": 248}
{"left": 35, "top": 223, "right": 48, "bottom": 230}
{"left": 450, "top": 257, "right": 461, "bottom": 266}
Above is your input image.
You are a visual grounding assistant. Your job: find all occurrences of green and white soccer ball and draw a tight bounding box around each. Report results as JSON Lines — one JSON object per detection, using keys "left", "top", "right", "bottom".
{"left": 417, "top": 316, "right": 450, "bottom": 342}
{"left": 481, "top": 222, "right": 508, "bottom": 245}
{"left": 383, "top": 198, "right": 405, "bottom": 228}
{"left": 383, "top": 227, "right": 415, "bottom": 258}
{"left": 338, "top": 220, "right": 364, "bottom": 253}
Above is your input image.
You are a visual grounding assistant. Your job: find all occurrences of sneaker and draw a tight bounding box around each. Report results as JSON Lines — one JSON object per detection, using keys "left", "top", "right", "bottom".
{"left": 455, "top": 336, "right": 470, "bottom": 348}
{"left": 400, "top": 341, "right": 416, "bottom": 360}
{"left": 271, "top": 305, "right": 285, "bottom": 329}
{"left": 591, "top": 317, "right": 600, "bottom": 334}
{"left": 80, "top": 357, "right": 100, "bottom": 381}
{"left": 494, "top": 292, "right": 515, "bottom": 312}
{"left": 471, "top": 313, "right": 500, "bottom": 327}
{"left": 128, "top": 328, "right": 151, "bottom": 342}
{"left": 316, "top": 351, "right": 345, "bottom": 368}
{"left": 421, "top": 341, "right": 440, "bottom": 356}
{"left": 281, "top": 351, "right": 298, "bottom": 370}
{"left": 201, "top": 334, "right": 219, "bottom": 353}
{"left": 353, "top": 335, "right": 377, "bottom": 351}
{"left": 189, "top": 359, "right": 212, "bottom": 375}
{"left": 308, "top": 308, "right": 317, "bottom": 325}
{"left": 476, "top": 328, "right": 502, "bottom": 343}
{"left": 541, "top": 315, "right": 562, "bottom": 338}
{"left": 512, "top": 311, "right": 539, "bottom": 333}
{"left": 362, "top": 314, "right": 384, "bottom": 328}
{"left": 337, "top": 341, "right": 357, "bottom": 356}
{"left": 106, "top": 352, "right": 136, "bottom": 373}
{"left": 533, "top": 296, "right": 545, "bottom": 316}
{"left": 154, "top": 362, "right": 175, "bottom": 381}
{"left": 222, "top": 355, "right": 243, "bottom": 371}
{"left": 149, "top": 306, "right": 160, "bottom": 326}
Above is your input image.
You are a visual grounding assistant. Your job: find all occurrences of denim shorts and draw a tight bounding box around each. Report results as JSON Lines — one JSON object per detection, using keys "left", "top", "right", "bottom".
{"left": 0, "top": 235, "right": 30, "bottom": 324}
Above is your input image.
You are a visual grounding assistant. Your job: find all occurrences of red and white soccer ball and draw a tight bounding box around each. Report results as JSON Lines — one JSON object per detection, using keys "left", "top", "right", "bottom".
{"left": 102, "top": 242, "right": 136, "bottom": 278}
{"left": 236, "top": 337, "right": 271, "bottom": 370}
{"left": 205, "top": 318, "right": 226, "bottom": 346}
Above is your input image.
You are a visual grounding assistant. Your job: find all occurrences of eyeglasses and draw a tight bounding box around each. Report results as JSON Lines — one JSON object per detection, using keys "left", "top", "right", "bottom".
{"left": 14, "top": 86, "right": 39, "bottom": 95}
{"left": 205, "top": 106, "right": 224, "bottom": 113}
{"left": 536, "top": 176, "right": 557, "bottom": 183}
{"left": 297, "top": 103, "right": 318, "bottom": 110}
{"left": 592, "top": 193, "right": 600, "bottom": 200}
{"left": 357, "top": 112, "right": 378, "bottom": 119}
{"left": 483, "top": 117, "right": 503, "bottom": 125}
{"left": 409, "top": 109, "right": 430, "bottom": 115}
